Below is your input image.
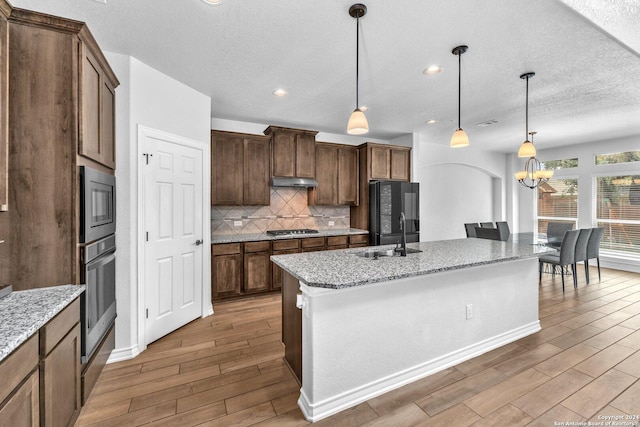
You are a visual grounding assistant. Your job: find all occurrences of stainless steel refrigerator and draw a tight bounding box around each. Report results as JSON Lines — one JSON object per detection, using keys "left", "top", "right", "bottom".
{"left": 369, "top": 181, "right": 420, "bottom": 245}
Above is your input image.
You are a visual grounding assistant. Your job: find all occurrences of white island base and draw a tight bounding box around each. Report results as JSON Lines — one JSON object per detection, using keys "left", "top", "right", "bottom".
{"left": 286, "top": 257, "right": 540, "bottom": 422}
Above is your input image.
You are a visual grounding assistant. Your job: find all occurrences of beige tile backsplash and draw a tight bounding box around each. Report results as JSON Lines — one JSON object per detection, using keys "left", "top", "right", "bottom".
{"left": 211, "top": 188, "right": 350, "bottom": 235}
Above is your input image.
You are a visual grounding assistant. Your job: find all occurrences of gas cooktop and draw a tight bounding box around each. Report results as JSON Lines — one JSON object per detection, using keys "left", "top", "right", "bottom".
{"left": 266, "top": 229, "right": 319, "bottom": 236}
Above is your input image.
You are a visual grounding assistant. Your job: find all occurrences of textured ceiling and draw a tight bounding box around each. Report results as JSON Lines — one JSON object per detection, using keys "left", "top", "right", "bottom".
{"left": 9, "top": 0, "right": 640, "bottom": 152}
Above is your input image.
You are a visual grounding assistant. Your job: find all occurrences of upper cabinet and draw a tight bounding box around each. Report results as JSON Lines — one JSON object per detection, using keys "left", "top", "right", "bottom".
{"left": 211, "top": 130, "right": 270, "bottom": 206}
{"left": 309, "top": 142, "right": 359, "bottom": 206}
{"left": 367, "top": 143, "right": 411, "bottom": 182}
{"left": 0, "top": 3, "right": 7, "bottom": 211}
{"left": 264, "top": 126, "right": 317, "bottom": 179}
{"left": 79, "top": 44, "right": 118, "bottom": 169}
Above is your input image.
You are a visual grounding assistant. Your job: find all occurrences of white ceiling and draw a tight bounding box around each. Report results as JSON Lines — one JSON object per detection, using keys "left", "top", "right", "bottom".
{"left": 9, "top": 0, "right": 640, "bottom": 153}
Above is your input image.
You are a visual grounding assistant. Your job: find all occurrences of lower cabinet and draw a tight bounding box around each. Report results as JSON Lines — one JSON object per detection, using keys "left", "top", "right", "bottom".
{"left": 212, "top": 244, "right": 243, "bottom": 299}
{"left": 244, "top": 241, "right": 271, "bottom": 294}
{"left": 0, "top": 297, "right": 81, "bottom": 427}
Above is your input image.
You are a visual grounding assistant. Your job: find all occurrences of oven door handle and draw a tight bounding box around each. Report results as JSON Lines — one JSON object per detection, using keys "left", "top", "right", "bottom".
{"left": 86, "top": 250, "right": 116, "bottom": 269}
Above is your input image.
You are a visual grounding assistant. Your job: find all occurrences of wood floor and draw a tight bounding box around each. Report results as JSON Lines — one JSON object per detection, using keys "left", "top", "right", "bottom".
{"left": 75, "top": 267, "right": 640, "bottom": 426}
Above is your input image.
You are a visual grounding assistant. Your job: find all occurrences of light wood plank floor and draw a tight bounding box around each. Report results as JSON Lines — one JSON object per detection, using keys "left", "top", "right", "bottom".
{"left": 75, "top": 267, "right": 640, "bottom": 426}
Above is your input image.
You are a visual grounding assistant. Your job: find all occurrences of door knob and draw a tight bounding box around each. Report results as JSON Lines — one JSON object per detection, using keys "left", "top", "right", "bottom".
{"left": 195, "top": 239, "right": 203, "bottom": 246}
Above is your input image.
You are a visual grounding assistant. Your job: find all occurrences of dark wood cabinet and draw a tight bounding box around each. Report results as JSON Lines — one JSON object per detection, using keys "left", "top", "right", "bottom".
{"left": 211, "top": 131, "right": 270, "bottom": 206}
{"left": 0, "top": 369, "right": 39, "bottom": 426}
{"left": 244, "top": 241, "right": 271, "bottom": 293}
{"left": 212, "top": 243, "right": 242, "bottom": 299}
{"left": 79, "top": 45, "right": 117, "bottom": 169}
{"left": 0, "top": 334, "right": 39, "bottom": 427}
{"left": 0, "top": 4, "right": 8, "bottom": 212}
{"left": 271, "top": 248, "right": 298, "bottom": 290}
{"left": 0, "top": 7, "right": 118, "bottom": 290}
{"left": 326, "top": 235, "right": 348, "bottom": 250}
{"left": 349, "top": 234, "right": 369, "bottom": 248}
{"left": 350, "top": 143, "right": 411, "bottom": 231}
{"left": 264, "top": 126, "right": 317, "bottom": 179}
{"left": 309, "top": 143, "right": 359, "bottom": 206}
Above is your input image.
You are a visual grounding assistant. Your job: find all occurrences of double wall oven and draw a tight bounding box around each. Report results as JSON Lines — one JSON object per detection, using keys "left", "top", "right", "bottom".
{"left": 80, "top": 166, "right": 117, "bottom": 363}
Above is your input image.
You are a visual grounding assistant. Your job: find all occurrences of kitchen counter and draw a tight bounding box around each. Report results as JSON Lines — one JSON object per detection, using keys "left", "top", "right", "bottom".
{"left": 271, "top": 238, "right": 555, "bottom": 289}
{"left": 211, "top": 228, "right": 368, "bottom": 244}
{"left": 277, "top": 238, "right": 555, "bottom": 422}
{"left": 0, "top": 284, "right": 85, "bottom": 362}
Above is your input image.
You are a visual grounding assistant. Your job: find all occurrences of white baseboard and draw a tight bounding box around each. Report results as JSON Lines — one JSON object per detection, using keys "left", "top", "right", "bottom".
{"left": 107, "top": 344, "right": 141, "bottom": 364}
{"left": 298, "top": 321, "right": 540, "bottom": 422}
{"left": 203, "top": 302, "right": 214, "bottom": 317}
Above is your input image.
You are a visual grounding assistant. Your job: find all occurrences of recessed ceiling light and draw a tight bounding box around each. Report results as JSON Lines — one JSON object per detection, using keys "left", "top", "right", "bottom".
{"left": 201, "top": 0, "right": 222, "bottom": 5}
{"left": 476, "top": 119, "right": 498, "bottom": 127}
{"left": 426, "top": 119, "right": 438, "bottom": 125}
{"left": 359, "top": 106, "right": 369, "bottom": 112}
{"left": 273, "top": 89, "right": 287, "bottom": 97}
{"left": 423, "top": 65, "right": 442, "bottom": 75}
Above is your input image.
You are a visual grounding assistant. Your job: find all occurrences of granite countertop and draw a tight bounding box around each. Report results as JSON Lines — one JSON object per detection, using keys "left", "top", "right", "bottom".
{"left": 212, "top": 228, "right": 368, "bottom": 244}
{"left": 0, "top": 284, "right": 85, "bottom": 362}
{"left": 270, "top": 238, "right": 556, "bottom": 289}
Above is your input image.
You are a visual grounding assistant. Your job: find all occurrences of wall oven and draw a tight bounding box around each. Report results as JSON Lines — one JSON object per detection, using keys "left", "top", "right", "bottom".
{"left": 80, "top": 166, "right": 116, "bottom": 243}
{"left": 81, "top": 234, "right": 117, "bottom": 363}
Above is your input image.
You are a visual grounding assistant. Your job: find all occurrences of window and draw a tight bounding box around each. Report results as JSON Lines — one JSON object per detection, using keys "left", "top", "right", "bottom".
{"left": 537, "top": 178, "right": 578, "bottom": 234}
{"left": 595, "top": 175, "right": 640, "bottom": 256}
{"left": 542, "top": 158, "right": 578, "bottom": 170}
{"left": 595, "top": 151, "right": 640, "bottom": 165}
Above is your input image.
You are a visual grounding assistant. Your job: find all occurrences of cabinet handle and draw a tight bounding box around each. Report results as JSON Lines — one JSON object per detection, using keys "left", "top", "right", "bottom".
{"left": 195, "top": 239, "right": 203, "bottom": 246}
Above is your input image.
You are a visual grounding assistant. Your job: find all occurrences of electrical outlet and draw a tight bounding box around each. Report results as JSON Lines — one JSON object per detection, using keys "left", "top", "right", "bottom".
{"left": 466, "top": 304, "right": 473, "bottom": 320}
{"left": 233, "top": 220, "right": 243, "bottom": 227}
{"left": 328, "top": 221, "right": 335, "bottom": 226}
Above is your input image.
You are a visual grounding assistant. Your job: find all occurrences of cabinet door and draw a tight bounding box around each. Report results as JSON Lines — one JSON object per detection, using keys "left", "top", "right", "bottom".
{"left": 100, "top": 78, "right": 116, "bottom": 169}
{"left": 41, "top": 323, "right": 81, "bottom": 427}
{"left": 391, "top": 149, "right": 410, "bottom": 181}
{"left": 338, "top": 146, "right": 359, "bottom": 205}
{"left": 244, "top": 251, "right": 271, "bottom": 293}
{"left": 80, "top": 47, "right": 102, "bottom": 164}
{"left": 272, "top": 132, "right": 296, "bottom": 177}
{"left": 212, "top": 253, "right": 242, "bottom": 298}
{"left": 0, "top": 369, "right": 39, "bottom": 427}
{"left": 0, "top": 12, "right": 8, "bottom": 211}
{"left": 211, "top": 133, "right": 243, "bottom": 205}
{"left": 313, "top": 144, "right": 338, "bottom": 205}
{"left": 295, "top": 134, "right": 316, "bottom": 178}
{"left": 370, "top": 146, "right": 390, "bottom": 179}
{"left": 243, "top": 137, "right": 270, "bottom": 205}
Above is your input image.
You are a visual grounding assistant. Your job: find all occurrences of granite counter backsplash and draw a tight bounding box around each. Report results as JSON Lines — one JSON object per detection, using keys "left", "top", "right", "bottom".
{"left": 0, "top": 284, "right": 85, "bottom": 362}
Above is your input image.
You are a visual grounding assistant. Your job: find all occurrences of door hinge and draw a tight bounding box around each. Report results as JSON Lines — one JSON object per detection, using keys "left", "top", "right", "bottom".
{"left": 146, "top": 232, "right": 149, "bottom": 241}
{"left": 143, "top": 153, "right": 153, "bottom": 164}
{"left": 146, "top": 308, "right": 149, "bottom": 319}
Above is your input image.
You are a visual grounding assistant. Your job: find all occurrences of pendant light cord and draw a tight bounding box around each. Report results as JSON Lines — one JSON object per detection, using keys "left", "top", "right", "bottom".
{"left": 525, "top": 76, "right": 529, "bottom": 140}
{"left": 457, "top": 51, "right": 461, "bottom": 129}
{"left": 355, "top": 15, "right": 360, "bottom": 109}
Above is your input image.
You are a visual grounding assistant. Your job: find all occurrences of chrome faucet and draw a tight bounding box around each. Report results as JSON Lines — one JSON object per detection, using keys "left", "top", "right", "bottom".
{"left": 396, "top": 212, "right": 407, "bottom": 256}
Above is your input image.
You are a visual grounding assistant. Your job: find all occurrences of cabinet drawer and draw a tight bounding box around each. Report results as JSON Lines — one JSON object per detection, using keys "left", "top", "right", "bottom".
{"left": 244, "top": 241, "right": 270, "bottom": 253}
{"left": 0, "top": 334, "right": 38, "bottom": 405}
{"left": 349, "top": 234, "right": 369, "bottom": 245}
{"left": 301, "top": 237, "right": 325, "bottom": 249}
{"left": 40, "top": 297, "right": 80, "bottom": 356}
{"left": 327, "top": 235, "right": 348, "bottom": 247}
{"left": 272, "top": 239, "right": 300, "bottom": 251}
{"left": 212, "top": 243, "right": 241, "bottom": 256}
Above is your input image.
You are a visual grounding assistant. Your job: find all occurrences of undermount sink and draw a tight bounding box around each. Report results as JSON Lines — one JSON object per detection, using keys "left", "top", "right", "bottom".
{"left": 354, "top": 248, "right": 422, "bottom": 258}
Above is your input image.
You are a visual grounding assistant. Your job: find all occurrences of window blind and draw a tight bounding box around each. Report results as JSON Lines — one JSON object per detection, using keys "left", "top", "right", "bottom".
{"left": 536, "top": 178, "right": 578, "bottom": 234}
{"left": 595, "top": 175, "right": 640, "bottom": 255}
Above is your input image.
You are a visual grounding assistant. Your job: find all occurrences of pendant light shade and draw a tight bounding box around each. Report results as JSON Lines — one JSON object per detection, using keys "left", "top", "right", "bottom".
{"left": 518, "top": 139, "right": 537, "bottom": 157}
{"left": 347, "top": 4, "right": 368, "bottom": 135}
{"left": 450, "top": 45, "right": 469, "bottom": 148}
{"left": 517, "top": 72, "right": 536, "bottom": 158}
{"left": 348, "top": 108, "right": 369, "bottom": 135}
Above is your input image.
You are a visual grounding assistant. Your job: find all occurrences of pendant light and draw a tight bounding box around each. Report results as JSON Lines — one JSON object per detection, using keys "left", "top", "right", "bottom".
{"left": 450, "top": 45, "right": 469, "bottom": 148}
{"left": 517, "top": 72, "right": 536, "bottom": 157}
{"left": 347, "top": 4, "right": 369, "bottom": 135}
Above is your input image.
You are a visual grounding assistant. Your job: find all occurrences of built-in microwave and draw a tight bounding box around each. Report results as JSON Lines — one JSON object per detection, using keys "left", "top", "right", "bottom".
{"left": 80, "top": 166, "right": 116, "bottom": 243}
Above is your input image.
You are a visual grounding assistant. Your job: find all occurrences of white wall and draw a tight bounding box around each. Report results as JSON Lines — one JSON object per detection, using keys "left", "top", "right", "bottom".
{"left": 106, "top": 53, "right": 212, "bottom": 361}
{"left": 412, "top": 134, "right": 508, "bottom": 241}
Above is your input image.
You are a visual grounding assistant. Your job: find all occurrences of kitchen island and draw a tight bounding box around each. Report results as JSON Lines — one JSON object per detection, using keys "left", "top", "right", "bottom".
{"left": 271, "top": 238, "right": 555, "bottom": 422}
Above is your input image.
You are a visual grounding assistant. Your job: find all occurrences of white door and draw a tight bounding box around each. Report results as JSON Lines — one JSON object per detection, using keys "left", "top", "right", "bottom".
{"left": 143, "top": 133, "right": 204, "bottom": 345}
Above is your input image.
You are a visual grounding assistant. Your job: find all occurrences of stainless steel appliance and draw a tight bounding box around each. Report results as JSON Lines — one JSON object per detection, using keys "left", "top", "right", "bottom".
{"left": 80, "top": 166, "right": 116, "bottom": 243}
{"left": 266, "top": 229, "right": 319, "bottom": 236}
{"left": 81, "top": 234, "right": 116, "bottom": 363}
{"left": 369, "top": 181, "right": 420, "bottom": 245}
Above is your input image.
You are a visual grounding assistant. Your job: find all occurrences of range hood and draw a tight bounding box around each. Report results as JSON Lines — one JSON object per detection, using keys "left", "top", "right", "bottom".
{"left": 270, "top": 177, "right": 318, "bottom": 188}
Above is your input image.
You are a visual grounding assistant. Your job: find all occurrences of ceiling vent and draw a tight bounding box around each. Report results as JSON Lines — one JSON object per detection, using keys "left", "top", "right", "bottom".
{"left": 476, "top": 120, "right": 498, "bottom": 127}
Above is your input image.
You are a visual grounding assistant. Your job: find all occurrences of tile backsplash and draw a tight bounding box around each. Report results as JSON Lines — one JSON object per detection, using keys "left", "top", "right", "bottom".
{"left": 211, "top": 188, "right": 350, "bottom": 235}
